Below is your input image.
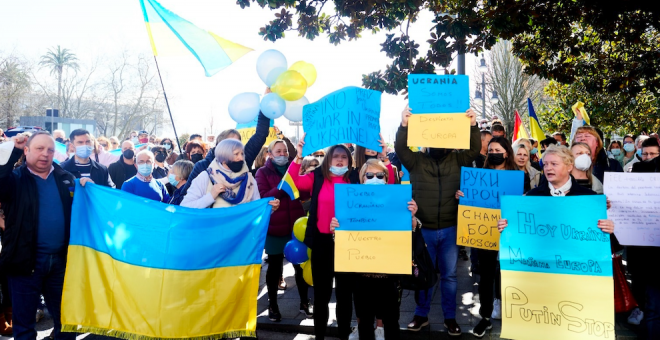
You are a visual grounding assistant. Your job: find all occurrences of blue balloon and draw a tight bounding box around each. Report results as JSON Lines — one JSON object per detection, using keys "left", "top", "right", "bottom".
{"left": 284, "top": 239, "right": 309, "bottom": 265}
{"left": 228, "top": 92, "right": 260, "bottom": 124}
{"left": 257, "top": 50, "right": 287, "bottom": 87}
{"left": 283, "top": 96, "right": 309, "bottom": 122}
{"left": 260, "top": 93, "right": 286, "bottom": 119}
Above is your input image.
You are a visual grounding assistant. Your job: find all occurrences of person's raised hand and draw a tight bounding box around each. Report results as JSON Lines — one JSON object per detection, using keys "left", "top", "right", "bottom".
{"left": 12, "top": 134, "right": 27, "bottom": 149}
{"left": 296, "top": 133, "right": 306, "bottom": 159}
{"left": 598, "top": 219, "right": 615, "bottom": 234}
{"left": 498, "top": 219, "right": 508, "bottom": 233}
{"left": 455, "top": 190, "right": 464, "bottom": 200}
{"left": 401, "top": 105, "right": 412, "bottom": 127}
{"left": 466, "top": 108, "right": 477, "bottom": 126}
{"left": 330, "top": 217, "right": 340, "bottom": 233}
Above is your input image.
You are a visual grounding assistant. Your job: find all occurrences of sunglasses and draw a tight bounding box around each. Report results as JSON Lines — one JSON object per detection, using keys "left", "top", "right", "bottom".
{"left": 314, "top": 154, "right": 324, "bottom": 158}
{"left": 100, "top": 144, "right": 108, "bottom": 148}
{"left": 364, "top": 172, "right": 386, "bottom": 180}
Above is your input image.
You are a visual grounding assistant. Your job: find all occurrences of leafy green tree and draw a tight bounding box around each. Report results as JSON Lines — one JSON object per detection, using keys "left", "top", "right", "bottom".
{"left": 39, "top": 45, "right": 79, "bottom": 116}
{"left": 235, "top": 0, "right": 659, "bottom": 101}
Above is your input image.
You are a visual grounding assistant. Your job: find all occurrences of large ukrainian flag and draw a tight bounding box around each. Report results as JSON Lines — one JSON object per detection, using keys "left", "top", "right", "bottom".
{"left": 61, "top": 182, "right": 273, "bottom": 340}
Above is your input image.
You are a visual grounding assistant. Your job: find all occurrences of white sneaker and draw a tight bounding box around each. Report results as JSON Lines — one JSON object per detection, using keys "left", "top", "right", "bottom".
{"left": 374, "top": 326, "right": 385, "bottom": 340}
{"left": 627, "top": 307, "right": 644, "bottom": 325}
{"left": 491, "top": 298, "right": 502, "bottom": 320}
{"left": 348, "top": 326, "right": 360, "bottom": 340}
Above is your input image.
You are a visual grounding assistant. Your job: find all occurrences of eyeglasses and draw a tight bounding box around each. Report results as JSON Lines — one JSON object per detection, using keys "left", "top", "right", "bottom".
{"left": 314, "top": 154, "right": 324, "bottom": 158}
{"left": 100, "top": 144, "right": 108, "bottom": 148}
{"left": 137, "top": 160, "right": 153, "bottom": 165}
{"left": 642, "top": 153, "right": 659, "bottom": 157}
{"left": 364, "top": 172, "right": 386, "bottom": 180}
{"left": 163, "top": 143, "right": 172, "bottom": 146}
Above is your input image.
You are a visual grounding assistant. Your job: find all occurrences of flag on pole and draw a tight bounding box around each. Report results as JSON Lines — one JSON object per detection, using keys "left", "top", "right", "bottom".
{"left": 572, "top": 101, "right": 591, "bottom": 125}
{"left": 512, "top": 110, "right": 530, "bottom": 142}
{"left": 278, "top": 171, "right": 300, "bottom": 200}
{"left": 527, "top": 98, "right": 546, "bottom": 150}
{"left": 139, "top": 0, "right": 253, "bottom": 76}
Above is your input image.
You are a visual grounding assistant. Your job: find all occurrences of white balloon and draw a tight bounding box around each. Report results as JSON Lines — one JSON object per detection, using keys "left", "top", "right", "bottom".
{"left": 256, "top": 50, "right": 287, "bottom": 87}
{"left": 283, "top": 96, "right": 309, "bottom": 122}
{"left": 228, "top": 92, "right": 261, "bottom": 124}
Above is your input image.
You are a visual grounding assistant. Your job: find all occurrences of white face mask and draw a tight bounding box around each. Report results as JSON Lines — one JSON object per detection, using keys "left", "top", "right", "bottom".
{"left": 574, "top": 154, "right": 592, "bottom": 172}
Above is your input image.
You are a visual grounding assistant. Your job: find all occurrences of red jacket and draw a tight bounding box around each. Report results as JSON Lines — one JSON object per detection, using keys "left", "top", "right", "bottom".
{"left": 255, "top": 159, "right": 309, "bottom": 236}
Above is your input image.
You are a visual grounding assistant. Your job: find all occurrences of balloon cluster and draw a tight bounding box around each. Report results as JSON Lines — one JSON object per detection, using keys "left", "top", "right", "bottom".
{"left": 228, "top": 50, "right": 315, "bottom": 124}
{"left": 283, "top": 216, "right": 313, "bottom": 286}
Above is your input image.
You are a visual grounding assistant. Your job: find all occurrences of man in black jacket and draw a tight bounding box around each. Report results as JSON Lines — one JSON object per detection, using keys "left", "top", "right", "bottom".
{"left": 108, "top": 141, "right": 137, "bottom": 189}
{"left": 0, "top": 132, "right": 76, "bottom": 340}
{"left": 60, "top": 129, "right": 114, "bottom": 188}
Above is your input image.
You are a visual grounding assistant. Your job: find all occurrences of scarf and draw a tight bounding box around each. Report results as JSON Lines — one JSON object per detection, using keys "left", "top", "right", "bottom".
{"left": 205, "top": 160, "right": 255, "bottom": 208}
{"left": 549, "top": 178, "right": 572, "bottom": 196}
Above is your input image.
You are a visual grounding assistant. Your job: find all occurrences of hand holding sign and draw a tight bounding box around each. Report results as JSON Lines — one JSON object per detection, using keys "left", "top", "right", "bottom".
{"left": 401, "top": 105, "right": 412, "bottom": 127}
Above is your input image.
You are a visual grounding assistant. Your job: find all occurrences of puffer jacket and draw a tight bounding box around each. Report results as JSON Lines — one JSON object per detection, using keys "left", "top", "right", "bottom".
{"left": 255, "top": 159, "right": 310, "bottom": 236}
{"left": 394, "top": 124, "right": 481, "bottom": 229}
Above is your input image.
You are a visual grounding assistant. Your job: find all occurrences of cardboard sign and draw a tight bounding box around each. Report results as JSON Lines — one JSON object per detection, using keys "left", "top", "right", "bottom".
{"left": 401, "top": 164, "right": 410, "bottom": 184}
{"left": 459, "top": 167, "right": 525, "bottom": 209}
{"left": 604, "top": 172, "right": 660, "bottom": 246}
{"left": 236, "top": 117, "right": 276, "bottom": 147}
{"left": 302, "top": 86, "right": 381, "bottom": 156}
{"left": 407, "top": 74, "right": 470, "bottom": 113}
{"left": 457, "top": 205, "right": 501, "bottom": 250}
{"left": 500, "top": 195, "right": 614, "bottom": 340}
{"left": 334, "top": 184, "right": 411, "bottom": 274}
{"left": 407, "top": 113, "right": 470, "bottom": 149}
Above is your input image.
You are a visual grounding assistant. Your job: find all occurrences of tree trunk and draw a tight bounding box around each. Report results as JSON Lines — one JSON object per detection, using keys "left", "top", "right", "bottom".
{"left": 57, "top": 68, "right": 62, "bottom": 118}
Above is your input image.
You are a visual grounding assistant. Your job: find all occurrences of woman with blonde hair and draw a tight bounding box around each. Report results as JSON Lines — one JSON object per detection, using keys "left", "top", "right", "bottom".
{"left": 570, "top": 142, "right": 604, "bottom": 194}
{"left": 512, "top": 143, "right": 541, "bottom": 192}
{"left": 572, "top": 125, "right": 623, "bottom": 182}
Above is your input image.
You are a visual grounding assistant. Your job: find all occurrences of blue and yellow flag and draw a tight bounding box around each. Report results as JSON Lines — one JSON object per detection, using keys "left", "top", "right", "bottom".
{"left": 61, "top": 182, "right": 272, "bottom": 340}
{"left": 527, "top": 98, "right": 546, "bottom": 154}
{"left": 278, "top": 171, "right": 299, "bottom": 200}
{"left": 139, "top": 0, "right": 253, "bottom": 76}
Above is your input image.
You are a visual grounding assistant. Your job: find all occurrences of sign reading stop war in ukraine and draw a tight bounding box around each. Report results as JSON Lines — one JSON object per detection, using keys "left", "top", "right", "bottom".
{"left": 407, "top": 74, "right": 470, "bottom": 113}
{"left": 302, "top": 86, "right": 381, "bottom": 157}
{"left": 334, "top": 184, "right": 412, "bottom": 274}
{"left": 456, "top": 167, "right": 524, "bottom": 250}
{"left": 499, "top": 195, "right": 614, "bottom": 340}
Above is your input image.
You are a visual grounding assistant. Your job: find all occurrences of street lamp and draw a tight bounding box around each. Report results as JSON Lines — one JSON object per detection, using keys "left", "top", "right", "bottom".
{"left": 475, "top": 54, "right": 499, "bottom": 119}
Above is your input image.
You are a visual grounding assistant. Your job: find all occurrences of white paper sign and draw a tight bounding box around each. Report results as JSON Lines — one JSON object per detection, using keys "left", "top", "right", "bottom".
{"left": 604, "top": 172, "right": 660, "bottom": 246}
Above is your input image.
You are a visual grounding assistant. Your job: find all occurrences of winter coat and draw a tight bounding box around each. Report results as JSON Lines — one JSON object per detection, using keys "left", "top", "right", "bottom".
{"left": 0, "top": 147, "right": 75, "bottom": 275}
{"left": 394, "top": 124, "right": 481, "bottom": 229}
{"left": 255, "top": 159, "right": 310, "bottom": 236}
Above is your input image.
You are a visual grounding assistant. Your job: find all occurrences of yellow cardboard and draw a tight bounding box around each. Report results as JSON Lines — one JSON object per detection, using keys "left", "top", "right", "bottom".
{"left": 334, "top": 230, "right": 411, "bottom": 274}
{"left": 457, "top": 205, "right": 501, "bottom": 250}
{"left": 237, "top": 127, "right": 278, "bottom": 147}
{"left": 407, "top": 113, "right": 470, "bottom": 149}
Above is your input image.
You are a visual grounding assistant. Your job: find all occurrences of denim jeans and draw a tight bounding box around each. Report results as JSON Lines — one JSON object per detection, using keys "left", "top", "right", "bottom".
{"left": 646, "top": 284, "right": 660, "bottom": 340}
{"left": 8, "top": 252, "right": 76, "bottom": 340}
{"left": 415, "top": 226, "right": 458, "bottom": 319}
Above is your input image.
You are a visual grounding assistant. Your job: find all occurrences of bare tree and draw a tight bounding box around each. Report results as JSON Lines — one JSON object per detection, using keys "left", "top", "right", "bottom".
{"left": 0, "top": 57, "right": 31, "bottom": 128}
{"left": 472, "top": 41, "right": 547, "bottom": 137}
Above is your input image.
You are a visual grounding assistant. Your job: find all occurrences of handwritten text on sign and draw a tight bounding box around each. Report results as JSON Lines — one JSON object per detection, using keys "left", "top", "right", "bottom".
{"left": 302, "top": 86, "right": 381, "bottom": 156}
{"left": 407, "top": 113, "right": 470, "bottom": 149}
{"left": 500, "top": 195, "right": 614, "bottom": 340}
{"left": 407, "top": 74, "right": 469, "bottom": 113}
{"left": 334, "top": 184, "right": 412, "bottom": 274}
{"left": 500, "top": 271, "right": 615, "bottom": 340}
{"left": 460, "top": 167, "right": 525, "bottom": 209}
{"left": 604, "top": 172, "right": 660, "bottom": 246}
{"left": 500, "top": 195, "right": 611, "bottom": 276}
{"left": 457, "top": 205, "right": 501, "bottom": 250}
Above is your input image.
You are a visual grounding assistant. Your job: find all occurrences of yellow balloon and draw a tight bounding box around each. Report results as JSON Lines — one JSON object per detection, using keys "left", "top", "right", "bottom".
{"left": 271, "top": 70, "right": 307, "bottom": 101}
{"left": 293, "top": 217, "right": 308, "bottom": 242}
{"left": 302, "top": 260, "right": 313, "bottom": 286}
{"left": 289, "top": 61, "right": 317, "bottom": 87}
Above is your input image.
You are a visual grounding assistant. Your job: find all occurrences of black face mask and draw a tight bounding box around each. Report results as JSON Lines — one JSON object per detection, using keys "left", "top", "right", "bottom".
{"left": 155, "top": 153, "right": 166, "bottom": 163}
{"left": 225, "top": 160, "right": 244, "bottom": 173}
{"left": 55, "top": 137, "right": 64, "bottom": 143}
{"left": 190, "top": 153, "right": 204, "bottom": 163}
{"left": 123, "top": 149, "right": 134, "bottom": 160}
{"left": 428, "top": 148, "right": 451, "bottom": 160}
{"left": 365, "top": 154, "right": 378, "bottom": 161}
{"left": 488, "top": 153, "right": 506, "bottom": 166}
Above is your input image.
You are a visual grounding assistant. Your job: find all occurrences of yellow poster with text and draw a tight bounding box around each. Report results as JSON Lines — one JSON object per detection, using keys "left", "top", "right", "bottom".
{"left": 501, "top": 270, "right": 615, "bottom": 340}
{"left": 334, "top": 230, "right": 411, "bottom": 274}
{"left": 407, "top": 113, "right": 470, "bottom": 149}
{"left": 457, "top": 205, "right": 501, "bottom": 250}
{"left": 237, "top": 127, "right": 278, "bottom": 147}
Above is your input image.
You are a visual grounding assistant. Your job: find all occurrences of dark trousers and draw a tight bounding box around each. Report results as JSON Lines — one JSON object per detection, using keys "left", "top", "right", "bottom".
{"left": 0, "top": 273, "right": 10, "bottom": 309}
{"left": 354, "top": 276, "right": 400, "bottom": 340}
{"left": 266, "top": 253, "right": 308, "bottom": 306}
{"left": 312, "top": 233, "right": 354, "bottom": 339}
{"left": 8, "top": 252, "right": 75, "bottom": 340}
{"left": 645, "top": 284, "right": 660, "bottom": 340}
{"left": 477, "top": 249, "right": 500, "bottom": 318}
